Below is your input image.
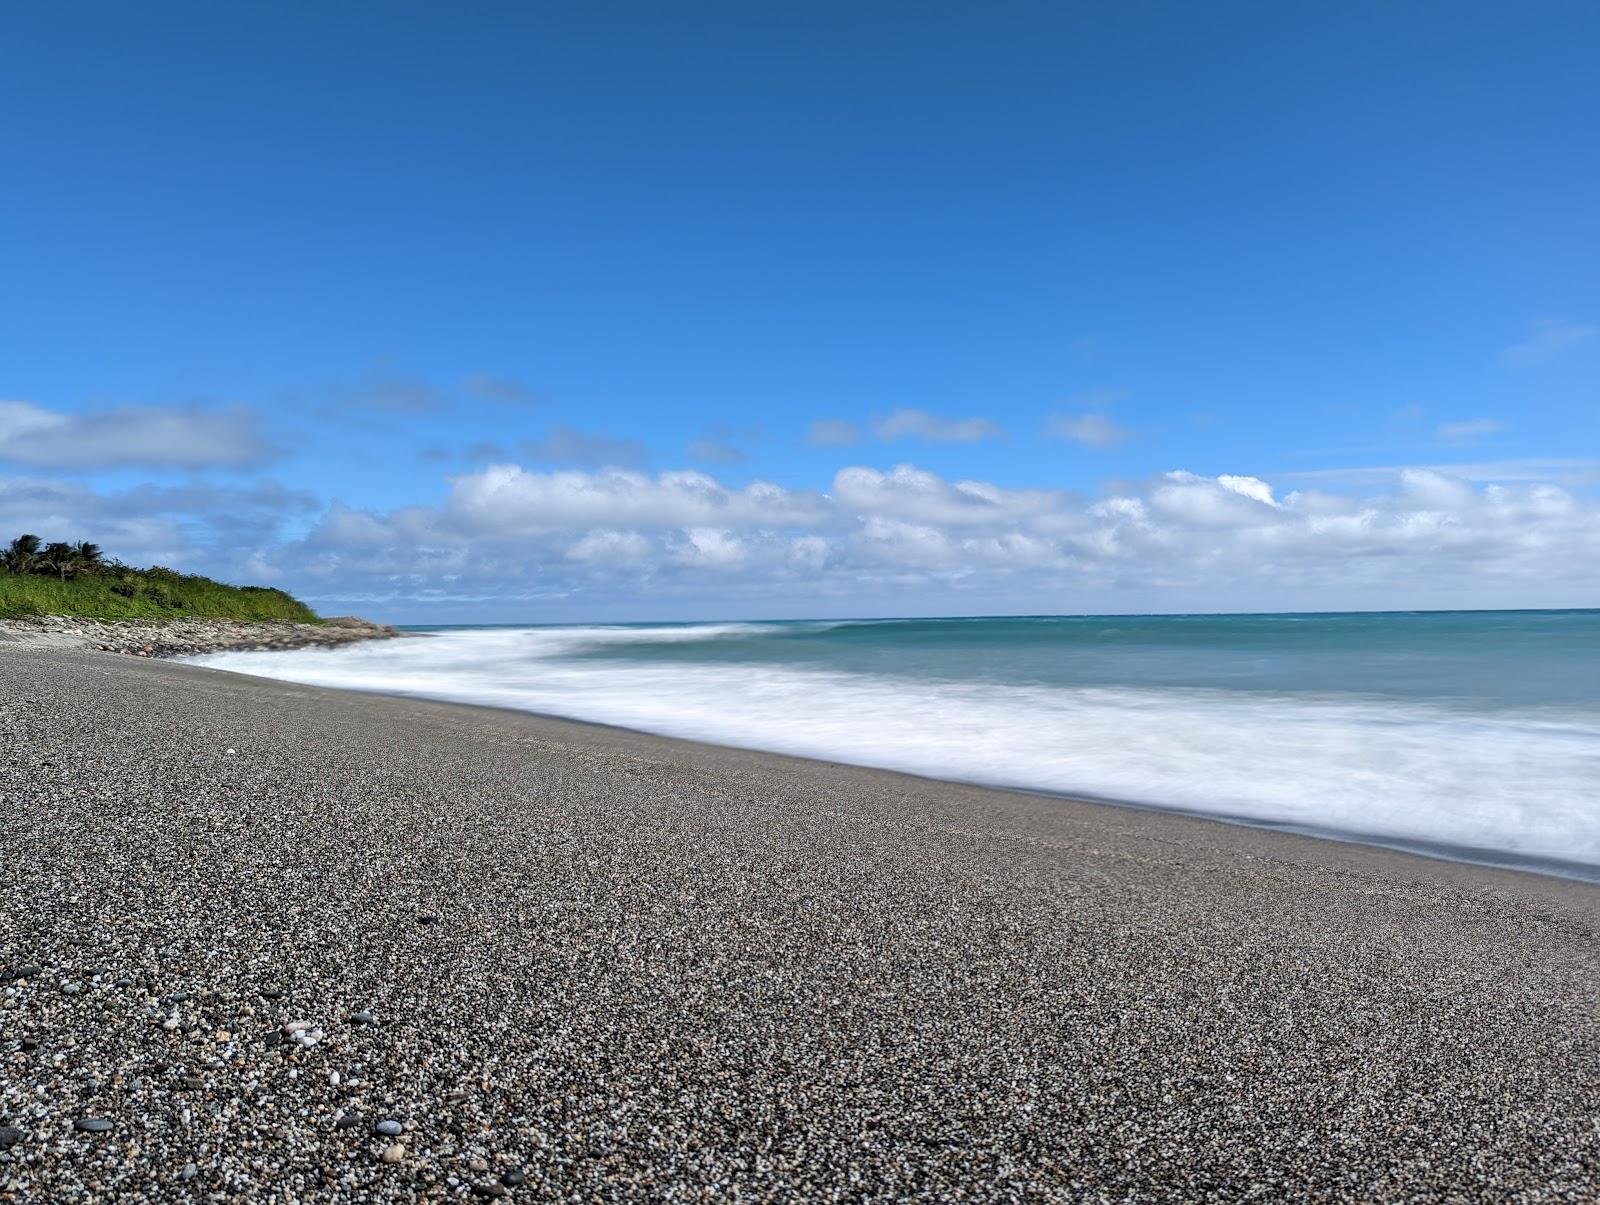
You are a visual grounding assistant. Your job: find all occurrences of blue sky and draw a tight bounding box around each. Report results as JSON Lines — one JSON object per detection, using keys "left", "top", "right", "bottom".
{"left": 2, "top": 2, "right": 1597, "bottom": 620}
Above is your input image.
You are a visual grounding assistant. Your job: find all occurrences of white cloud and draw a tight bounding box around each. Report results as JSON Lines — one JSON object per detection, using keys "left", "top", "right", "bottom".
{"left": 808, "top": 419, "right": 860, "bottom": 446}
{"left": 566, "top": 529, "right": 650, "bottom": 566}
{"left": 447, "top": 464, "right": 829, "bottom": 534}
{"left": 0, "top": 401, "right": 275, "bottom": 469}
{"left": 290, "top": 461, "right": 1599, "bottom": 607}
{"left": 1047, "top": 413, "right": 1132, "bottom": 447}
{"left": 671, "top": 527, "right": 746, "bottom": 569}
{"left": 1437, "top": 418, "right": 1506, "bottom": 443}
{"left": 1277, "top": 459, "right": 1600, "bottom": 487}
{"left": 832, "top": 465, "right": 1059, "bottom": 526}
{"left": 1504, "top": 318, "right": 1600, "bottom": 367}
{"left": 1148, "top": 471, "right": 1281, "bottom": 527}
{"left": 873, "top": 408, "right": 1003, "bottom": 443}
{"left": 27, "top": 453, "right": 1596, "bottom": 616}
{"left": 1216, "top": 475, "right": 1280, "bottom": 508}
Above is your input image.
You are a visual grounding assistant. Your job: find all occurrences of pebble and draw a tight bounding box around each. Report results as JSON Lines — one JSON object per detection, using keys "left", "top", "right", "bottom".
{"left": 0, "top": 1126, "right": 23, "bottom": 1148}
{"left": 472, "top": 1183, "right": 508, "bottom": 1199}
{"left": 380, "top": 1143, "right": 406, "bottom": 1164}
{"left": 374, "top": 1119, "right": 404, "bottom": 1137}
{"left": 4, "top": 631, "right": 1598, "bottom": 1203}
{"left": 351, "top": 1010, "right": 376, "bottom": 1025}
{"left": 416, "top": 912, "right": 440, "bottom": 925}
{"left": 179, "top": 1162, "right": 198, "bottom": 1182}
{"left": 73, "top": 1118, "right": 114, "bottom": 1134}
{"left": 501, "top": 1169, "right": 526, "bottom": 1187}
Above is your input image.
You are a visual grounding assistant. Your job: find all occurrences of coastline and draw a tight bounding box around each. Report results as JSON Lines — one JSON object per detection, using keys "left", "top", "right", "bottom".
{"left": 3, "top": 646, "right": 1598, "bottom": 1200}
{"left": 0, "top": 614, "right": 402, "bottom": 658}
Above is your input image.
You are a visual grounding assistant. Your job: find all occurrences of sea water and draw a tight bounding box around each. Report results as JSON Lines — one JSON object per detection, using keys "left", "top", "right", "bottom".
{"left": 191, "top": 611, "right": 1600, "bottom": 879}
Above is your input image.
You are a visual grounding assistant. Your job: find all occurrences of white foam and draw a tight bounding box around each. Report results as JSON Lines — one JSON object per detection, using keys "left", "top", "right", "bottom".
{"left": 193, "top": 627, "right": 1600, "bottom": 870}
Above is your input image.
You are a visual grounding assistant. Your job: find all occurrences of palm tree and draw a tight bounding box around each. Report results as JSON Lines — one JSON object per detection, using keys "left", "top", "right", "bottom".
{"left": 1, "top": 534, "right": 42, "bottom": 574}
{"left": 41, "top": 542, "right": 76, "bottom": 580}
{"left": 70, "top": 541, "right": 104, "bottom": 575}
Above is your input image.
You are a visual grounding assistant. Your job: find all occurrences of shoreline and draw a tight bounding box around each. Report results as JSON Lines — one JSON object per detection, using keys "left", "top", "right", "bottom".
{"left": 3, "top": 646, "right": 1598, "bottom": 1199}
{"left": 0, "top": 614, "right": 402, "bottom": 658}
{"left": 191, "top": 643, "right": 1600, "bottom": 889}
{"left": 237, "top": 658, "right": 1600, "bottom": 889}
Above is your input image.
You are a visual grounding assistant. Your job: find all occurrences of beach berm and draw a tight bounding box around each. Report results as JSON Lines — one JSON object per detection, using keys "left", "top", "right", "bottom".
{"left": 2, "top": 646, "right": 1597, "bottom": 1201}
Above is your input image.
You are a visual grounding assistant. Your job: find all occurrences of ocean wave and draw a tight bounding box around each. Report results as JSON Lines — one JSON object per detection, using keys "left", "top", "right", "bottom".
{"left": 192, "top": 626, "right": 1600, "bottom": 873}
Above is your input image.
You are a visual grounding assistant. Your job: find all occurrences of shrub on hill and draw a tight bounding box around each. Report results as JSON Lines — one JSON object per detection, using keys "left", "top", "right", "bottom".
{"left": 0, "top": 533, "right": 320, "bottom": 622}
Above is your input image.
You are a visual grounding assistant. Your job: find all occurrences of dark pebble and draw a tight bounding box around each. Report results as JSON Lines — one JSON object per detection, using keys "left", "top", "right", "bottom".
{"left": 4, "top": 964, "right": 43, "bottom": 981}
{"left": 416, "top": 912, "right": 439, "bottom": 925}
{"left": 20, "top": 1038, "right": 40, "bottom": 1052}
{"left": 261, "top": 989, "right": 284, "bottom": 1000}
{"left": 472, "top": 1184, "right": 508, "bottom": 1199}
{"left": 0, "top": 1126, "right": 23, "bottom": 1148}
{"left": 501, "top": 1168, "right": 526, "bottom": 1187}
{"left": 335, "top": 1115, "right": 364, "bottom": 1130}
{"left": 351, "top": 1010, "right": 377, "bottom": 1025}
{"left": 73, "top": 1118, "right": 114, "bottom": 1134}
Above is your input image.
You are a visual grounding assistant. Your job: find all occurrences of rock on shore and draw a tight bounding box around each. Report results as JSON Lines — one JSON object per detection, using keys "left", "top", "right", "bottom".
{"left": 0, "top": 614, "right": 400, "bottom": 658}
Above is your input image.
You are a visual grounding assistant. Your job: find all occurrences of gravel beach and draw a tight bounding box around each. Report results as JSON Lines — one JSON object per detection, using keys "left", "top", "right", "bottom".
{"left": 0, "top": 616, "right": 400, "bottom": 659}
{"left": 2, "top": 648, "right": 1598, "bottom": 1202}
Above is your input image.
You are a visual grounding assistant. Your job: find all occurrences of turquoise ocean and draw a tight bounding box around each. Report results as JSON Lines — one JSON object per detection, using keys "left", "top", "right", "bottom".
{"left": 194, "top": 610, "right": 1600, "bottom": 879}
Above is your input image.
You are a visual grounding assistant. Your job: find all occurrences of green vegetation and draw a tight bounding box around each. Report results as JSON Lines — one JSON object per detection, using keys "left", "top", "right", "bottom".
{"left": 0, "top": 533, "right": 320, "bottom": 622}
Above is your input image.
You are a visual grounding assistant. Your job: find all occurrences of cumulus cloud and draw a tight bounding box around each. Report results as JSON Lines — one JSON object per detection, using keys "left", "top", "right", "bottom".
{"left": 305, "top": 457, "right": 1593, "bottom": 604}
{"left": 1278, "top": 458, "right": 1600, "bottom": 488}
{"left": 566, "top": 529, "right": 650, "bottom": 566}
{"left": 0, "top": 401, "right": 275, "bottom": 469}
{"left": 873, "top": 409, "right": 1003, "bottom": 443}
{"left": 447, "top": 464, "right": 829, "bottom": 534}
{"left": 833, "top": 465, "right": 1059, "bottom": 526}
{"left": 31, "top": 449, "right": 1595, "bottom": 616}
{"left": 1047, "top": 413, "right": 1132, "bottom": 448}
{"left": 808, "top": 419, "right": 860, "bottom": 446}
{"left": 522, "top": 427, "right": 649, "bottom": 468}
{"left": 248, "top": 453, "right": 1600, "bottom": 616}
{"left": 1504, "top": 318, "right": 1600, "bottom": 367}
